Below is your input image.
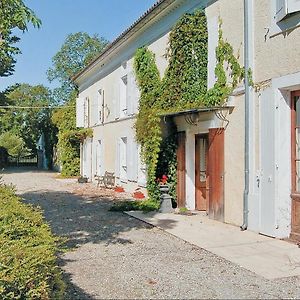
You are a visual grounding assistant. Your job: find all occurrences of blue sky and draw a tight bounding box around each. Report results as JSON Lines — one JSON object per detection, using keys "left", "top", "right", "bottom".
{"left": 0, "top": 0, "right": 157, "bottom": 92}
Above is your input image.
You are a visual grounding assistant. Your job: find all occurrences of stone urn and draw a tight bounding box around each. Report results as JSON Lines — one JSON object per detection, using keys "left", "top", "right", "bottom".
{"left": 159, "top": 184, "right": 173, "bottom": 213}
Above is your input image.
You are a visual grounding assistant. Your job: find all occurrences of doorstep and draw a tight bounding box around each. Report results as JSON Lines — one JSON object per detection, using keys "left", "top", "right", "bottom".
{"left": 125, "top": 211, "right": 300, "bottom": 280}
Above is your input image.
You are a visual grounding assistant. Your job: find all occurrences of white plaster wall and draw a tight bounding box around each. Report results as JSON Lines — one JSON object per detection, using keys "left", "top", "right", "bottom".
{"left": 254, "top": 0, "right": 300, "bottom": 83}
{"left": 223, "top": 96, "right": 245, "bottom": 226}
{"left": 205, "top": 0, "right": 245, "bottom": 226}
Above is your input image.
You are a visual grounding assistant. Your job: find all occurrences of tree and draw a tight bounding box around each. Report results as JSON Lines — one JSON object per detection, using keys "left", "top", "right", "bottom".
{"left": 47, "top": 32, "right": 109, "bottom": 103}
{"left": 0, "top": 132, "right": 30, "bottom": 159}
{"left": 1, "top": 84, "right": 57, "bottom": 167}
{"left": 0, "top": 0, "right": 41, "bottom": 77}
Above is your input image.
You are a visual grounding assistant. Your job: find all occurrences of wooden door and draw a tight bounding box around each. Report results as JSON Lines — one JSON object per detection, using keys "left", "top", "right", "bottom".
{"left": 195, "top": 134, "right": 209, "bottom": 211}
{"left": 208, "top": 128, "right": 225, "bottom": 221}
{"left": 291, "top": 91, "right": 300, "bottom": 241}
{"left": 177, "top": 132, "right": 186, "bottom": 208}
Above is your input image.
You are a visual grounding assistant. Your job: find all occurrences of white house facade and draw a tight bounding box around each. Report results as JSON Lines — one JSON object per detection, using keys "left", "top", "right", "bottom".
{"left": 74, "top": 0, "right": 300, "bottom": 241}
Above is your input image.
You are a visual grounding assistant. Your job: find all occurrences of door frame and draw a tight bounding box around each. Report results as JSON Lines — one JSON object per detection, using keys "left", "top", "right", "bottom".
{"left": 290, "top": 90, "right": 300, "bottom": 240}
{"left": 176, "top": 131, "right": 186, "bottom": 208}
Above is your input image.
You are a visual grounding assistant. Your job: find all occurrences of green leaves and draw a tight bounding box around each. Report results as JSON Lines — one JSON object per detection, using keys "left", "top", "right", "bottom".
{"left": 162, "top": 9, "right": 208, "bottom": 109}
{"left": 0, "top": 186, "right": 65, "bottom": 299}
{"left": 0, "top": 132, "right": 30, "bottom": 158}
{"left": 47, "top": 32, "right": 109, "bottom": 103}
{"left": 133, "top": 11, "right": 244, "bottom": 206}
{"left": 0, "top": 0, "right": 41, "bottom": 77}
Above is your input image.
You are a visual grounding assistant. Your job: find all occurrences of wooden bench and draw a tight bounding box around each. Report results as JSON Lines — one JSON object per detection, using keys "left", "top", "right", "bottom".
{"left": 94, "top": 171, "right": 115, "bottom": 189}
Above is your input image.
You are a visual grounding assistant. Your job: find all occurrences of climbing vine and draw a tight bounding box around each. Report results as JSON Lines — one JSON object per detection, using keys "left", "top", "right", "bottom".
{"left": 134, "top": 10, "right": 246, "bottom": 205}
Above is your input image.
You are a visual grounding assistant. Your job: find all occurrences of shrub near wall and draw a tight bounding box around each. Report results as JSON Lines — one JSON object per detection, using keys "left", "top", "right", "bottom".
{"left": 0, "top": 185, "right": 65, "bottom": 299}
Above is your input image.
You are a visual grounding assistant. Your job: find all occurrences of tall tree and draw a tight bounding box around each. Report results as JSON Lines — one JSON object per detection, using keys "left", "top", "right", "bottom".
{"left": 2, "top": 84, "right": 57, "bottom": 163}
{"left": 0, "top": 0, "right": 41, "bottom": 77}
{"left": 47, "top": 32, "right": 109, "bottom": 103}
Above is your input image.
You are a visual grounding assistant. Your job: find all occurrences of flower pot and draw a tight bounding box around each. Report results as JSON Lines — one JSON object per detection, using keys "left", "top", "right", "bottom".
{"left": 114, "top": 186, "right": 125, "bottom": 193}
{"left": 133, "top": 191, "right": 145, "bottom": 199}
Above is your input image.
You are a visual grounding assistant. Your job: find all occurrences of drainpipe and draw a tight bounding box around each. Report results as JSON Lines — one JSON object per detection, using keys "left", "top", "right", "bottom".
{"left": 241, "top": 0, "right": 250, "bottom": 231}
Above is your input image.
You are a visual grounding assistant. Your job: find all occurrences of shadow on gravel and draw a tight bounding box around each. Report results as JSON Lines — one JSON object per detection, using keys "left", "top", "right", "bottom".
{"left": 62, "top": 270, "right": 94, "bottom": 300}
{"left": 20, "top": 190, "right": 172, "bottom": 247}
{"left": 20, "top": 189, "right": 177, "bottom": 299}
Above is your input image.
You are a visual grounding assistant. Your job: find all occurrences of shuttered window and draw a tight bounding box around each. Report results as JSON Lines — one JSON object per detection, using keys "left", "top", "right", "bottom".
{"left": 76, "top": 97, "right": 85, "bottom": 127}
{"left": 288, "top": 0, "right": 300, "bottom": 14}
{"left": 276, "top": 0, "right": 300, "bottom": 22}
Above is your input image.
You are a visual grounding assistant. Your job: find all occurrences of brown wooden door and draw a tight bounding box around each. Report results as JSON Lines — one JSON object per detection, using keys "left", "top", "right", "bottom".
{"left": 195, "top": 134, "right": 209, "bottom": 211}
{"left": 290, "top": 91, "right": 300, "bottom": 241}
{"left": 177, "top": 132, "right": 186, "bottom": 208}
{"left": 208, "top": 128, "right": 225, "bottom": 221}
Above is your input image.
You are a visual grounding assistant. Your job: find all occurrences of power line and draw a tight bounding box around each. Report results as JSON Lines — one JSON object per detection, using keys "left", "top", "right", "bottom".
{"left": 0, "top": 105, "right": 75, "bottom": 109}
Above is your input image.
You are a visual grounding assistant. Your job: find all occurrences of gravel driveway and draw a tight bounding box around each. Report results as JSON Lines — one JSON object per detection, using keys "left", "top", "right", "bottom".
{"left": 2, "top": 167, "right": 300, "bottom": 299}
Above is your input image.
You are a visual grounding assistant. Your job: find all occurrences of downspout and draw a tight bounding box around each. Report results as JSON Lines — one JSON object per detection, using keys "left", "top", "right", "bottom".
{"left": 241, "top": 0, "right": 250, "bottom": 231}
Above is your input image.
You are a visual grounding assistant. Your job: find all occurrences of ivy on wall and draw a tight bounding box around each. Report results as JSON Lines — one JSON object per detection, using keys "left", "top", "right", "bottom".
{"left": 134, "top": 9, "right": 245, "bottom": 204}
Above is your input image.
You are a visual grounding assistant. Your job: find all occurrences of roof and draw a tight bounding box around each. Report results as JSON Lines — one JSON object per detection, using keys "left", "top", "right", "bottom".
{"left": 159, "top": 106, "right": 232, "bottom": 118}
{"left": 72, "top": 0, "right": 170, "bottom": 82}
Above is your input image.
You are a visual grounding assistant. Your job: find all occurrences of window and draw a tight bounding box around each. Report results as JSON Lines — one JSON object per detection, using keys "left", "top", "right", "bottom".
{"left": 137, "top": 145, "right": 147, "bottom": 186}
{"left": 76, "top": 97, "right": 85, "bottom": 127}
{"left": 120, "top": 75, "right": 128, "bottom": 117}
{"left": 96, "top": 140, "right": 104, "bottom": 176}
{"left": 276, "top": 0, "right": 300, "bottom": 22}
{"left": 291, "top": 91, "right": 300, "bottom": 192}
{"left": 119, "top": 137, "right": 127, "bottom": 181}
{"left": 84, "top": 97, "right": 90, "bottom": 128}
{"left": 97, "top": 89, "right": 104, "bottom": 124}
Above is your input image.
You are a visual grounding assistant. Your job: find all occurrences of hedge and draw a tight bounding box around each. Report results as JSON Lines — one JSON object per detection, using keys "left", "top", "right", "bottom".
{"left": 0, "top": 185, "right": 65, "bottom": 299}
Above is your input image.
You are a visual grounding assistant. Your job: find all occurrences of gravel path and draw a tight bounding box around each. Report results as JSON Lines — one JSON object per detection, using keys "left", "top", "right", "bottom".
{"left": 2, "top": 167, "right": 300, "bottom": 299}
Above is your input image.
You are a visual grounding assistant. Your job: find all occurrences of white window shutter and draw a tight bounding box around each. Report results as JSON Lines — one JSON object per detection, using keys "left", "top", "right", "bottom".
{"left": 76, "top": 97, "right": 85, "bottom": 127}
{"left": 133, "top": 142, "right": 138, "bottom": 181}
{"left": 276, "top": 0, "right": 288, "bottom": 21}
{"left": 137, "top": 145, "right": 147, "bottom": 187}
{"left": 115, "top": 139, "right": 120, "bottom": 180}
{"left": 101, "top": 139, "right": 105, "bottom": 175}
{"left": 133, "top": 72, "right": 140, "bottom": 114}
{"left": 120, "top": 137, "right": 127, "bottom": 181}
{"left": 84, "top": 97, "right": 90, "bottom": 128}
{"left": 127, "top": 139, "right": 138, "bottom": 181}
{"left": 126, "top": 71, "right": 134, "bottom": 116}
{"left": 91, "top": 95, "right": 98, "bottom": 126}
{"left": 113, "top": 82, "right": 120, "bottom": 119}
{"left": 288, "top": 0, "right": 300, "bottom": 13}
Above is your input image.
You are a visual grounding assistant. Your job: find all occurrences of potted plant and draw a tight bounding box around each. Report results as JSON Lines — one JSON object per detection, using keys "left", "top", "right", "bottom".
{"left": 114, "top": 186, "right": 125, "bottom": 193}
{"left": 157, "top": 175, "right": 173, "bottom": 213}
{"left": 133, "top": 189, "right": 145, "bottom": 199}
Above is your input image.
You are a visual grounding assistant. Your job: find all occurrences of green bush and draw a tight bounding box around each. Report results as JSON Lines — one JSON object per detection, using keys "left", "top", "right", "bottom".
{"left": 0, "top": 185, "right": 65, "bottom": 299}
{"left": 110, "top": 199, "right": 159, "bottom": 213}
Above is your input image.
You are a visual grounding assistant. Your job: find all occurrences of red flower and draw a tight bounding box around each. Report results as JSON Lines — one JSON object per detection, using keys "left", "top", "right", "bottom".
{"left": 157, "top": 175, "right": 168, "bottom": 185}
